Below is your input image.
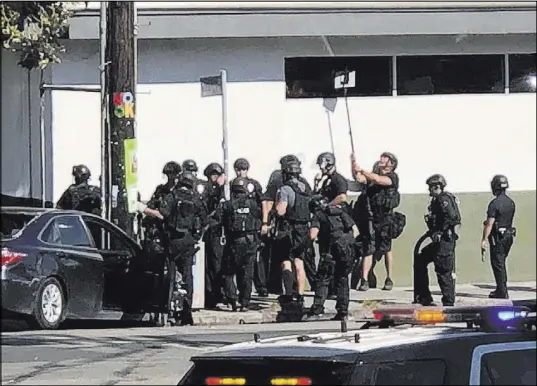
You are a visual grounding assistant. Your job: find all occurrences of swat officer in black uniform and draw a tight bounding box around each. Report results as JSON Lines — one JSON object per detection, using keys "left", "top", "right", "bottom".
{"left": 202, "top": 162, "right": 227, "bottom": 309}
{"left": 315, "top": 152, "right": 349, "bottom": 297}
{"left": 182, "top": 159, "right": 199, "bottom": 176}
{"left": 160, "top": 171, "right": 205, "bottom": 325}
{"left": 481, "top": 175, "right": 516, "bottom": 299}
{"left": 273, "top": 160, "right": 311, "bottom": 313}
{"left": 306, "top": 195, "right": 359, "bottom": 321}
{"left": 219, "top": 177, "right": 262, "bottom": 311}
{"left": 262, "top": 155, "right": 314, "bottom": 295}
{"left": 351, "top": 152, "right": 400, "bottom": 291}
{"left": 229, "top": 158, "right": 267, "bottom": 297}
{"left": 413, "top": 174, "right": 461, "bottom": 307}
{"left": 57, "top": 164, "right": 102, "bottom": 215}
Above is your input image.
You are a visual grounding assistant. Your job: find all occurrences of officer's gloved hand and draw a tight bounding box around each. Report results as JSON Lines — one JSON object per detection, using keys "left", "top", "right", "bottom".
{"left": 431, "top": 232, "right": 442, "bottom": 243}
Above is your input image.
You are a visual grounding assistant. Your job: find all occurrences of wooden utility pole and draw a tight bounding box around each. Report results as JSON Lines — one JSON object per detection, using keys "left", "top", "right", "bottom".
{"left": 106, "top": 1, "right": 136, "bottom": 236}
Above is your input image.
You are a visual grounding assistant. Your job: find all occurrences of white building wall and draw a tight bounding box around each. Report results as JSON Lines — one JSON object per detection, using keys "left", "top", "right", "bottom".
{"left": 51, "top": 34, "right": 536, "bottom": 202}
{"left": 1, "top": 50, "right": 53, "bottom": 200}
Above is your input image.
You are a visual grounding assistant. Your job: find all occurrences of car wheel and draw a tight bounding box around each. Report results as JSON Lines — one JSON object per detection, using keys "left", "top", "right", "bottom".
{"left": 28, "top": 277, "right": 66, "bottom": 330}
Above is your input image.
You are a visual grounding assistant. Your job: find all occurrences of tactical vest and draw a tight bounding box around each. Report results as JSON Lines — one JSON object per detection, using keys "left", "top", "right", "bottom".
{"left": 227, "top": 197, "right": 259, "bottom": 235}
{"left": 370, "top": 185, "right": 400, "bottom": 212}
{"left": 71, "top": 184, "right": 101, "bottom": 215}
{"left": 171, "top": 189, "right": 199, "bottom": 233}
{"left": 325, "top": 206, "right": 345, "bottom": 235}
{"left": 285, "top": 181, "right": 311, "bottom": 224}
{"left": 427, "top": 192, "right": 461, "bottom": 231}
{"left": 442, "top": 192, "right": 462, "bottom": 227}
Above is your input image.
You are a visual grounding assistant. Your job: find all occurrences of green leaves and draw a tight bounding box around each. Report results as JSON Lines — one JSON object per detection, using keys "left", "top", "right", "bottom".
{"left": 1, "top": 2, "right": 74, "bottom": 70}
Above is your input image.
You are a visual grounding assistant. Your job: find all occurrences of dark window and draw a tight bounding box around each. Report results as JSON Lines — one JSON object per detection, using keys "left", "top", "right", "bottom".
{"left": 397, "top": 55, "right": 505, "bottom": 95}
{"left": 509, "top": 54, "right": 536, "bottom": 93}
{"left": 41, "top": 216, "right": 93, "bottom": 247}
{"left": 480, "top": 348, "right": 536, "bottom": 385}
{"left": 285, "top": 56, "right": 392, "bottom": 98}
{"left": 374, "top": 360, "right": 447, "bottom": 385}
{"left": 1, "top": 213, "right": 38, "bottom": 239}
{"left": 84, "top": 219, "right": 132, "bottom": 253}
{"left": 179, "top": 358, "right": 355, "bottom": 385}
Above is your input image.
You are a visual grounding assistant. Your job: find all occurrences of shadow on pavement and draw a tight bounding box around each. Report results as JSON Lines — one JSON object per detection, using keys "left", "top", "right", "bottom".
{"left": 474, "top": 284, "right": 536, "bottom": 292}
{"left": 1, "top": 318, "right": 156, "bottom": 333}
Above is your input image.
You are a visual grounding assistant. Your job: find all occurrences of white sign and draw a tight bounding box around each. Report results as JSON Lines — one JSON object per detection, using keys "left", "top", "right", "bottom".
{"left": 334, "top": 70, "right": 356, "bottom": 90}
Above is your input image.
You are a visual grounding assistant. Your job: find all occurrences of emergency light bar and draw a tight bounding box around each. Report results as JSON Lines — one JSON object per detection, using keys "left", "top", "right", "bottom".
{"left": 372, "top": 305, "right": 533, "bottom": 332}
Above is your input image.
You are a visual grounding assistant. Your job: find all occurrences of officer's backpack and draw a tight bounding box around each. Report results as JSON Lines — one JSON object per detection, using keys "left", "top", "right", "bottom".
{"left": 390, "top": 211, "right": 406, "bottom": 239}
{"left": 71, "top": 185, "right": 101, "bottom": 215}
{"left": 228, "top": 198, "right": 258, "bottom": 234}
{"left": 173, "top": 189, "right": 199, "bottom": 232}
{"left": 443, "top": 192, "right": 462, "bottom": 226}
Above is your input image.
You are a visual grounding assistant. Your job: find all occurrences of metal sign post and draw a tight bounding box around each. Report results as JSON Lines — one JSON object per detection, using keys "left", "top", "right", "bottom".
{"left": 322, "top": 97, "right": 337, "bottom": 154}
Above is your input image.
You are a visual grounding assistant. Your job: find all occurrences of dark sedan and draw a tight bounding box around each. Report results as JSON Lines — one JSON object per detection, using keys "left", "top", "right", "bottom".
{"left": 1, "top": 206, "right": 166, "bottom": 329}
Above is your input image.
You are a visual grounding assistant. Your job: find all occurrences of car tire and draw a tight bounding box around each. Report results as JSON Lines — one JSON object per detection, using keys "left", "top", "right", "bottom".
{"left": 27, "top": 277, "right": 66, "bottom": 330}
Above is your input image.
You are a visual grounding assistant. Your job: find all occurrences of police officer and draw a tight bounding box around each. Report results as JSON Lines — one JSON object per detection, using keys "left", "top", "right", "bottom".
{"left": 202, "top": 162, "right": 227, "bottom": 309}
{"left": 413, "top": 174, "right": 461, "bottom": 307}
{"left": 57, "top": 164, "right": 102, "bottom": 215}
{"left": 481, "top": 175, "right": 516, "bottom": 299}
{"left": 315, "top": 152, "right": 349, "bottom": 297}
{"left": 182, "top": 159, "right": 199, "bottom": 176}
{"left": 262, "top": 155, "right": 314, "bottom": 295}
{"left": 273, "top": 160, "right": 311, "bottom": 311}
{"left": 306, "top": 195, "right": 358, "bottom": 321}
{"left": 160, "top": 171, "right": 205, "bottom": 325}
{"left": 351, "top": 152, "right": 400, "bottom": 291}
{"left": 219, "top": 177, "right": 262, "bottom": 311}
{"left": 230, "top": 158, "right": 266, "bottom": 297}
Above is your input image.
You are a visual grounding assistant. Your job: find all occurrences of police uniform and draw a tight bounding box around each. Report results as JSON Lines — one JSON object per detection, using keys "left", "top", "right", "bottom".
{"left": 202, "top": 163, "right": 227, "bottom": 309}
{"left": 220, "top": 177, "right": 261, "bottom": 311}
{"left": 307, "top": 196, "right": 356, "bottom": 320}
{"left": 485, "top": 175, "right": 516, "bottom": 299}
{"left": 414, "top": 174, "right": 461, "bottom": 307}
{"left": 56, "top": 164, "right": 102, "bottom": 215}
{"left": 160, "top": 172, "right": 205, "bottom": 325}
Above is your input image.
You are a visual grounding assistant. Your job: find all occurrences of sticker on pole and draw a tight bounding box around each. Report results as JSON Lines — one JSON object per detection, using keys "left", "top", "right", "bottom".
{"left": 124, "top": 138, "right": 139, "bottom": 214}
{"left": 200, "top": 75, "right": 223, "bottom": 97}
{"left": 334, "top": 70, "right": 356, "bottom": 90}
{"left": 113, "top": 92, "right": 135, "bottom": 119}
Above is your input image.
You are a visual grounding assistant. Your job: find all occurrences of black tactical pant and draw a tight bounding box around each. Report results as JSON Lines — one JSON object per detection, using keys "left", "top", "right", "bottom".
{"left": 266, "top": 238, "right": 285, "bottom": 294}
{"left": 170, "top": 236, "right": 197, "bottom": 310}
{"left": 253, "top": 240, "right": 267, "bottom": 295}
{"left": 303, "top": 239, "right": 318, "bottom": 291}
{"left": 414, "top": 238, "right": 456, "bottom": 306}
{"left": 318, "top": 240, "right": 335, "bottom": 295}
{"left": 489, "top": 232, "right": 514, "bottom": 298}
{"left": 223, "top": 234, "right": 258, "bottom": 307}
{"left": 204, "top": 231, "right": 225, "bottom": 308}
{"left": 310, "top": 234, "right": 354, "bottom": 316}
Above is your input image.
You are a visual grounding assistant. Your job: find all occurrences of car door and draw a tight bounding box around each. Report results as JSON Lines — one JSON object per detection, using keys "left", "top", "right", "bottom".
{"left": 469, "top": 341, "right": 537, "bottom": 385}
{"left": 38, "top": 214, "right": 104, "bottom": 318}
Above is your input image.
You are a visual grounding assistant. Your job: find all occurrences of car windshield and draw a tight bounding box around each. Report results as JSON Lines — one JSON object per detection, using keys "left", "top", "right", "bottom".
{"left": 179, "top": 358, "right": 356, "bottom": 385}
{"left": 0, "top": 213, "right": 39, "bottom": 239}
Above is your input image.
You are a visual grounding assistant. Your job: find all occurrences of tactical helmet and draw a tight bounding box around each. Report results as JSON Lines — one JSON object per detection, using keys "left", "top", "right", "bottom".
{"left": 182, "top": 159, "right": 198, "bottom": 173}
{"left": 309, "top": 194, "right": 327, "bottom": 213}
{"left": 381, "top": 152, "right": 398, "bottom": 171}
{"left": 231, "top": 177, "right": 249, "bottom": 194}
{"left": 233, "top": 158, "right": 250, "bottom": 171}
{"left": 73, "top": 164, "right": 91, "bottom": 181}
{"left": 316, "top": 152, "right": 336, "bottom": 168}
{"left": 282, "top": 160, "right": 302, "bottom": 177}
{"left": 426, "top": 174, "right": 447, "bottom": 189}
{"left": 204, "top": 162, "right": 224, "bottom": 178}
{"left": 491, "top": 174, "right": 509, "bottom": 191}
{"left": 279, "top": 154, "right": 300, "bottom": 167}
{"left": 162, "top": 161, "right": 181, "bottom": 176}
{"left": 178, "top": 171, "right": 197, "bottom": 188}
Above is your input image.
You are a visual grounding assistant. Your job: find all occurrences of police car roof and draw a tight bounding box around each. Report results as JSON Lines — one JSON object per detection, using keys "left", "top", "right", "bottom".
{"left": 192, "top": 325, "right": 491, "bottom": 359}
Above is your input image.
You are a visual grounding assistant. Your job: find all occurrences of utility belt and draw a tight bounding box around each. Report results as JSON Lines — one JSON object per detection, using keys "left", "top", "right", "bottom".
{"left": 493, "top": 227, "right": 516, "bottom": 239}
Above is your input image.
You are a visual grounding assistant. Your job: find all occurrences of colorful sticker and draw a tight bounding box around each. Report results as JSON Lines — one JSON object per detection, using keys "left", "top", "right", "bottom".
{"left": 113, "top": 91, "right": 135, "bottom": 119}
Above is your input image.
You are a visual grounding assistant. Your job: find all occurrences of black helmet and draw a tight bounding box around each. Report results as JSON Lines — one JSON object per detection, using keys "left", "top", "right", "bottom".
{"left": 233, "top": 158, "right": 250, "bottom": 171}
{"left": 282, "top": 160, "right": 302, "bottom": 178}
{"left": 309, "top": 194, "right": 327, "bottom": 213}
{"left": 316, "top": 152, "right": 336, "bottom": 169}
{"left": 204, "top": 162, "right": 224, "bottom": 178}
{"left": 73, "top": 164, "right": 91, "bottom": 182}
{"left": 178, "top": 171, "right": 197, "bottom": 188}
{"left": 231, "top": 177, "right": 249, "bottom": 194}
{"left": 426, "top": 174, "right": 447, "bottom": 189}
{"left": 381, "top": 152, "right": 398, "bottom": 171}
{"left": 182, "top": 159, "right": 198, "bottom": 173}
{"left": 280, "top": 154, "right": 300, "bottom": 167}
{"left": 162, "top": 161, "right": 181, "bottom": 176}
{"left": 491, "top": 174, "right": 509, "bottom": 191}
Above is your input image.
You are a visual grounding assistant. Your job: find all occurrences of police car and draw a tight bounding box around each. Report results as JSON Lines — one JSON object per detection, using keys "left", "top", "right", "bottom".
{"left": 178, "top": 301, "right": 536, "bottom": 385}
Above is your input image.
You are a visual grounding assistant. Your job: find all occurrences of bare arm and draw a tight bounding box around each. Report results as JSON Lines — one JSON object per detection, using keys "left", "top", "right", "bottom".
{"left": 276, "top": 201, "right": 288, "bottom": 217}
{"left": 482, "top": 217, "right": 495, "bottom": 243}
{"left": 360, "top": 170, "right": 393, "bottom": 186}
{"left": 262, "top": 200, "right": 274, "bottom": 223}
{"left": 310, "top": 227, "right": 319, "bottom": 240}
{"left": 330, "top": 193, "right": 347, "bottom": 207}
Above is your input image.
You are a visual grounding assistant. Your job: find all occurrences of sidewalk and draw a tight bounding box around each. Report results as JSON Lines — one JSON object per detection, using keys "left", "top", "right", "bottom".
{"left": 191, "top": 281, "right": 537, "bottom": 326}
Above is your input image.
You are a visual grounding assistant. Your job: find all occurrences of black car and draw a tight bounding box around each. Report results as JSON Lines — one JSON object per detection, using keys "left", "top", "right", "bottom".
{"left": 179, "top": 304, "right": 536, "bottom": 385}
{"left": 1, "top": 206, "right": 167, "bottom": 329}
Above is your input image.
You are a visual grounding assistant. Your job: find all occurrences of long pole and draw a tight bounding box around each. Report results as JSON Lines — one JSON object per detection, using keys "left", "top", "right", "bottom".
{"left": 99, "top": 1, "right": 108, "bottom": 220}
{"left": 27, "top": 70, "right": 33, "bottom": 199}
{"left": 220, "top": 69, "right": 230, "bottom": 200}
{"left": 39, "top": 71, "right": 46, "bottom": 207}
{"left": 344, "top": 88, "right": 355, "bottom": 154}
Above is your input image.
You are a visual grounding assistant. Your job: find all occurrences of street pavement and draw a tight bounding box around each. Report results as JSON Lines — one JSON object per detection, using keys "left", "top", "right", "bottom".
{"left": 2, "top": 281, "right": 535, "bottom": 385}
